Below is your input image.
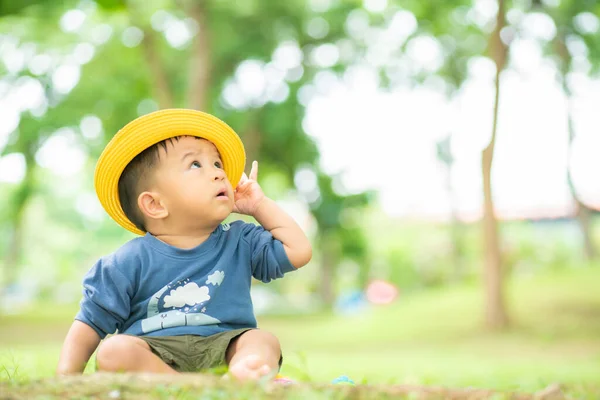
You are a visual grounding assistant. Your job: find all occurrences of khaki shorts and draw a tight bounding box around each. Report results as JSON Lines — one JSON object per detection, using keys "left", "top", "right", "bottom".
{"left": 134, "top": 328, "right": 281, "bottom": 373}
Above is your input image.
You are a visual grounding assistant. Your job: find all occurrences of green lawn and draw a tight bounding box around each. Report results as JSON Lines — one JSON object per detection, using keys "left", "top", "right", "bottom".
{"left": 1, "top": 266, "right": 599, "bottom": 397}
{"left": 271, "top": 267, "right": 600, "bottom": 392}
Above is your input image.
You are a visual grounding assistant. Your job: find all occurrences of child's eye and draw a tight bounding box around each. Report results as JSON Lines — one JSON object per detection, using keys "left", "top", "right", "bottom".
{"left": 191, "top": 161, "right": 201, "bottom": 169}
{"left": 214, "top": 161, "right": 223, "bottom": 169}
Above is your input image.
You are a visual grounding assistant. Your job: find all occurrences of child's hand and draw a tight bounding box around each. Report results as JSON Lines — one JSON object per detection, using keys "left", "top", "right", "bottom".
{"left": 233, "top": 161, "right": 266, "bottom": 216}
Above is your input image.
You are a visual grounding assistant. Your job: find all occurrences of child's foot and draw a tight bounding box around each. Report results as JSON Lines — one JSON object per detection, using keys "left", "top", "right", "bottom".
{"left": 227, "top": 354, "right": 272, "bottom": 381}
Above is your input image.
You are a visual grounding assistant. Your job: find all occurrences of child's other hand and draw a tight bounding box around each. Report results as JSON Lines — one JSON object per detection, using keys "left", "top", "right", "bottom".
{"left": 233, "top": 161, "right": 266, "bottom": 216}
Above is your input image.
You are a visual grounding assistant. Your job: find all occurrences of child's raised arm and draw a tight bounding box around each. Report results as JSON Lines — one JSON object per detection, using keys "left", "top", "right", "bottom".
{"left": 56, "top": 320, "right": 101, "bottom": 375}
{"left": 233, "top": 161, "right": 312, "bottom": 269}
{"left": 252, "top": 197, "right": 312, "bottom": 268}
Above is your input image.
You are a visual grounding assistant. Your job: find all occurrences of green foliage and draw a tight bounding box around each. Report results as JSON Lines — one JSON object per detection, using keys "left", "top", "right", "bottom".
{"left": 95, "top": 0, "right": 125, "bottom": 11}
{"left": 0, "top": 0, "right": 378, "bottom": 292}
{"left": 536, "top": 0, "right": 600, "bottom": 73}
{"left": 0, "top": 0, "right": 71, "bottom": 18}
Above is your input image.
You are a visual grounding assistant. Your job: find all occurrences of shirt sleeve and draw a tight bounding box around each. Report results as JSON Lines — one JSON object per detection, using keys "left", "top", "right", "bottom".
{"left": 241, "top": 223, "right": 296, "bottom": 283}
{"left": 75, "top": 257, "right": 133, "bottom": 339}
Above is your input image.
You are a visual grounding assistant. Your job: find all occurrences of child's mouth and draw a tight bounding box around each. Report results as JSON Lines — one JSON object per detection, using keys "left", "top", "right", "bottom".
{"left": 216, "top": 190, "right": 227, "bottom": 198}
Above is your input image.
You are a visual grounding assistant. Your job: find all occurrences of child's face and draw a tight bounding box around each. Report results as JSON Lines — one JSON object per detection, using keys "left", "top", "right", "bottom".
{"left": 152, "top": 136, "right": 235, "bottom": 229}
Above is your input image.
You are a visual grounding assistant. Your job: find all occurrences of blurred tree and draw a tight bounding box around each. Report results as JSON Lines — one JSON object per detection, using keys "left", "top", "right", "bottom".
{"left": 404, "top": 0, "right": 509, "bottom": 324}
{"left": 436, "top": 134, "right": 466, "bottom": 280}
{"left": 0, "top": 0, "right": 80, "bottom": 289}
{"left": 544, "top": 0, "right": 599, "bottom": 261}
{"left": 395, "top": 1, "right": 465, "bottom": 283}
{"left": 482, "top": 0, "right": 509, "bottom": 329}
{"left": 309, "top": 173, "right": 373, "bottom": 305}
{"left": 423, "top": 0, "right": 485, "bottom": 284}
{"left": 0, "top": 0, "right": 375, "bottom": 305}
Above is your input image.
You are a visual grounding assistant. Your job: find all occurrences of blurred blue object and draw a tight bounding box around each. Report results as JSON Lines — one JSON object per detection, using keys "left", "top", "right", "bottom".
{"left": 1, "top": 282, "right": 38, "bottom": 314}
{"left": 332, "top": 375, "right": 355, "bottom": 385}
{"left": 335, "top": 290, "right": 367, "bottom": 315}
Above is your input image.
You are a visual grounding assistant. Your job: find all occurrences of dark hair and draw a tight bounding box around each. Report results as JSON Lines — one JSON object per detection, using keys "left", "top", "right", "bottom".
{"left": 118, "top": 137, "right": 181, "bottom": 232}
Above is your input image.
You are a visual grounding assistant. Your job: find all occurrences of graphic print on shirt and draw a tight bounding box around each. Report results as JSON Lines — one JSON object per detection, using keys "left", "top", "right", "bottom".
{"left": 141, "top": 271, "right": 225, "bottom": 334}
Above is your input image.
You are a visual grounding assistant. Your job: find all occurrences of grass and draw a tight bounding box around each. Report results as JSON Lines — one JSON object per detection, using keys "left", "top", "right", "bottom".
{"left": 1, "top": 266, "right": 599, "bottom": 398}
{"left": 271, "top": 267, "right": 600, "bottom": 389}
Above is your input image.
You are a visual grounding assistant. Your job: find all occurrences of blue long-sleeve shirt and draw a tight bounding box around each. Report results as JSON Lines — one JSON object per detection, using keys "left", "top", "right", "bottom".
{"left": 75, "top": 221, "right": 296, "bottom": 339}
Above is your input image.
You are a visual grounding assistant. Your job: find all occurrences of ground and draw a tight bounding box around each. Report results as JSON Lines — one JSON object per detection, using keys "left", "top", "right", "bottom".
{"left": 1, "top": 267, "right": 599, "bottom": 399}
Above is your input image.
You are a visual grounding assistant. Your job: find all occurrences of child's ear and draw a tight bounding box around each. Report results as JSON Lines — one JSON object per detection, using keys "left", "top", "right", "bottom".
{"left": 138, "top": 191, "right": 169, "bottom": 220}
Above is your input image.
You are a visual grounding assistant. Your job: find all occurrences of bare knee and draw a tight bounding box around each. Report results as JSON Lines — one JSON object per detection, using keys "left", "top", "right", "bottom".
{"left": 242, "top": 330, "right": 280, "bottom": 351}
{"left": 96, "top": 335, "right": 142, "bottom": 372}
{"left": 227, "top": 329, "right": 281, "bottom": 362}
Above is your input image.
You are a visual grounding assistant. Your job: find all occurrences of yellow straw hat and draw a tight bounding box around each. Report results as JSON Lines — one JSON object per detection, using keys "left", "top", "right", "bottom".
{"left": 95, "top": 109, "right": 246, "bottom": 235}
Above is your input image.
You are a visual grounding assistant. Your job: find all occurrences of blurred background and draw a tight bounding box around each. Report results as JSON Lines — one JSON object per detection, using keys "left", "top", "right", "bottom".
{"left": 1, "top": 0, "right": 599, "bottom": 392}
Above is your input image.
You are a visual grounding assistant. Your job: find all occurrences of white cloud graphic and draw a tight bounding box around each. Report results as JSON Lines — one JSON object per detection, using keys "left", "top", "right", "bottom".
{"left": 163, "top": 282, "right": 210, "bottom": 308}
{"left": 206, "top": 270, "right": 225, "bottom": 286}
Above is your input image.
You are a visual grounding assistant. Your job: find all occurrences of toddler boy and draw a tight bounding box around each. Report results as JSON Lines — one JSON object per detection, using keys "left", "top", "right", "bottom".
{"left": 56, "top": 109, "right": 312, "bottom": 381}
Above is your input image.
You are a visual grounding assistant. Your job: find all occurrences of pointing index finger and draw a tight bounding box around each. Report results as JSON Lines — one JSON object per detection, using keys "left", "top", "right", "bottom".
{"left": 250, "top": 160, "right": 258, "bottom": 181}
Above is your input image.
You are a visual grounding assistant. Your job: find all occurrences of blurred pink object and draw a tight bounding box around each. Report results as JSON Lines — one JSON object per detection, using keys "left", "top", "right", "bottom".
{"left": 273, "top": 374, "right": 296, "bottom": 385}
{"left": 365, "top": 280, "right": 399, "bottom": 305}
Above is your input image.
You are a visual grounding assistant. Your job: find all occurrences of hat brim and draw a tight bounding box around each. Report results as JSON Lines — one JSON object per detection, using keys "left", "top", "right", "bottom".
{"left": 95, "top": 109, "right": 246, "bottom": 235}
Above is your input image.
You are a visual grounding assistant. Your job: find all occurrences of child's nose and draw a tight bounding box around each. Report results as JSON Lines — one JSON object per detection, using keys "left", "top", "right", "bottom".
{"left": 213, "top": 168, "right": 226, "bottom": 180}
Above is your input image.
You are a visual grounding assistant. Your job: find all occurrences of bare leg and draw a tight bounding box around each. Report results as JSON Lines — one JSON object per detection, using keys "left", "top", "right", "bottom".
{"left": 225, "top": 330, "right": 281, "bottom": 381}
{"left": 96, "top": 335, "right": 177, "bottom": 374}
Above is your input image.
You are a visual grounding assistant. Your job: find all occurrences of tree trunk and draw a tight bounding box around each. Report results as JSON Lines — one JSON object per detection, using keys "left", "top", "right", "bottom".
{"left": 576, "top": 202, "right": 596, "bottom": 260}
{"left": 566, "top": 113, "right": 596, "bottom": 260}
{"left": 126, "top": 0, "right": 174, "bottom": 109}
{"left": 556, "top": 36, "right": 597, "bottom": 260}
{"left": 437, "top": 134, "right": 465, "bottom": 280}
{"left": 185, "top": 0, "right": 211, "bottom": 111}
{"left": 2, "top": 155, "right": 36, "bottom": 291}
{"left": 319, "top": 232, "right": 338, "bottom": 308}
{"left": 357, "top": 255, "right": 371, "bottom": 290}
{"left": 140, "top": 31, "right": 174, "bottom": 109}
{"left": 242, "top": 114, "right": 262, "bottom": 168}
{"left": 482, "top": 0, "right": 509, "bottom": 330}
{"left": 443, "top": 161, "right": 465, "bottom": 280}
{"left": 450, "top": 207, "right": 465, "bottom": 281}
